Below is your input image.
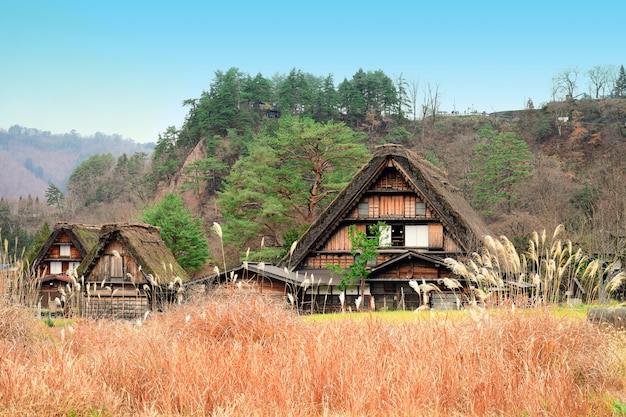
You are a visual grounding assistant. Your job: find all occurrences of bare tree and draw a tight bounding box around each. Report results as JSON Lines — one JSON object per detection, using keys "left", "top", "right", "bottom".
{"left": 417, "top": 82, "right": 442, "bottom": 143}
{"left": 422, "top": 82, "right": 441, "bottom": 120}
{"left": 587, "top": 65, "right": 616, "bottom": 98}
{"left": 407, "top": 78, "right": 420, "bottom": 130}
{"left": 552, "top": 67, "right": 579, "bottom": 100}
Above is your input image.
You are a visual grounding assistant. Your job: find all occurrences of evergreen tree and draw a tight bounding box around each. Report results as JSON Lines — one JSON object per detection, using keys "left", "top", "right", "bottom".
{"left": 181, "top": 156, "right": 228, "bottom": 195}
{"left": 241, "top": 73, "right": 273, "bottom": 115}
{"left": 338, "top": 77, "right": 366, "bottom": 127}
{"left": 0, "top": 199, "right": 31, "bottom": 259}
{"left": 26, "top": 221, "right": 51, "bottom": 264}
{"left": 217, "top": 116, "right": 369, "bottom": 258}
{"left": 67, "top": 153, "right": 116, "bottom": 205}
{"left": 139, "top": 193, "right": 209, "bottom": 273}
{"left": 205, "top": 67, "right": 245, "bottom": 135}
{"left": 338, "top": 69, "right": 398, "bottom": 128}
{"left": 469, "top": 125, "right": 534, "bottom": 215}
{"left": 394, "top": 73, "right": 411, "bottom": 123}
{"left": 45, "top": 183, "right": 64, "bottom": 207}
{"left": 317, "top": 74, "right": 339, "bottom": 121}
{"left": 614, "top": 65, "right": 626, "bottom": 98}
{"left": 276, "top": 68, "right": 314, "bottom": 116}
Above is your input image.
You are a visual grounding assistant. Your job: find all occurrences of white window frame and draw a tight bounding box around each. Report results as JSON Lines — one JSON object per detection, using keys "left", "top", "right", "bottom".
{"left": 50, "top": 261, "right": 62, "bottom": 275}
{"left": 405, "top": 225, "right": 429, "bottom": 247}
{"left": 68, "top": 262, "right": 81, "bottom": 273}
{"left": 59, "top": 244, "right": 71, "bottom": 257}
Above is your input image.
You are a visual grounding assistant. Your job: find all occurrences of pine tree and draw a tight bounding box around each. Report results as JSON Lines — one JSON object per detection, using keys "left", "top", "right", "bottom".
{"left": 45, "top": 183, "right": 64, "bottom": 207}
{"left": 614, "top": 65, "right": 626, "bottom": 98}
{"left": 140, "top": 193, "right": 209, "bottom": 273}
{"left": 217, "top": 116, "right": 369, "bottom": 259}
{"left": 469, "top": 125, "right": 534, "bottom": 215}
{"left": 26, "top": 221, "right": 51, "bottom": 263}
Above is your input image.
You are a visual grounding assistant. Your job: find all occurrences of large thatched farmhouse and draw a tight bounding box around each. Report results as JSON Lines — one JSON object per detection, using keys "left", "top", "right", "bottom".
{"left": 200, "top": 144, "right": 490, "bottom": 312}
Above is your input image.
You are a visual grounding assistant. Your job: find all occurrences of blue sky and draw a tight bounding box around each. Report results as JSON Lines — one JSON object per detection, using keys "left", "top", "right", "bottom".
{"left": 1, "top": 1, "right": 622, "bottom": 143}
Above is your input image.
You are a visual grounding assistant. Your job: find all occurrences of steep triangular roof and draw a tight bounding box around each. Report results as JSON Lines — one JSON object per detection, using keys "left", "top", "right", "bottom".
{"left": 32, "top": 222, "right": 101, "bottom": 270}
{"left": 282, "top": 144, "right": 490, "bottom": 271}
{"left": 79, "top": 223, "right": 189, "bottom": 283}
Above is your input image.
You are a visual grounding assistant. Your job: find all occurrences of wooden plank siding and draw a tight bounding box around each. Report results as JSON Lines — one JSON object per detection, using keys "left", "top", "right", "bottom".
{"left": 349, "top": 195, "right": 433, "bottom": 219}
{"left": 323, "top": 225, "right": 352, "bottom": 251}
{"left": 85, "top": 240, "right": 148, "bottom": 286}
{"left": 372, "top": 169, "right": 411, "bottom": 191}
{"left": 429, "top": 223, "right": 444, "bottom": 249}
{"left": 82, "top": 296, "right": 150, "bottom": 320}
{"left": 443, "top": 232, "right": 460, "bottom": 252}
{"left": 304, "top": 254, "right": 356, "bottom": 269}
{"left": 44, "top": 233, "right": 83, "bottom": 260}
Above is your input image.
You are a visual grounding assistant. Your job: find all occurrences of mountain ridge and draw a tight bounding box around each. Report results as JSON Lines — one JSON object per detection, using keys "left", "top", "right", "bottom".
{"left": 0, "top": 126, "right": 154, "bottom": 199}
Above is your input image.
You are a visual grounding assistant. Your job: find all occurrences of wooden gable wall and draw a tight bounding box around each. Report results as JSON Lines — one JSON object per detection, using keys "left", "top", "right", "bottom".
{"left": 85, "top": 238, "right": 148, "bottom": 290}
{"left": 302, "top": 165, "right": 462, "bottom": 269}
{"left": 46, "top": 230, "right": 82, "bottom": 258}
{"left": 39, "top": 230, "right": 85, "bottom": 276}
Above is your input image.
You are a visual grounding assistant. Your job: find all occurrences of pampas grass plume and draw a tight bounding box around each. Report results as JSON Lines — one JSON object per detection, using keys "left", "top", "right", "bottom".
{"left": 289, "top": 240, "right": 298, "bottom": 256}
{"left": 212, "top": 222, "right": 223, "bottom": 239}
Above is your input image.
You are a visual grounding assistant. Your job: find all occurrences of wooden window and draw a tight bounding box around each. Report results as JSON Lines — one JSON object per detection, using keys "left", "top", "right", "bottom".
{"left": 384, "top": 282, "right": 396, "bottom": 293}
{"left": 110, "top": 255, "right": 123, "bottom": 278}
{"left": 68, "top": 262, "right": 81, "bottom": 272}
{"left": 50, "top": 261, "right": 62, "bottom": 274}
{"left": 358, "top": 202, "right": 369, "bottom": 216}
{"left": 405, "top": 225, "right": 429, "bottom": 247}
{"left": 416, "top": 202, "right": 426, "bottom": 216}
{"left": 60, "top": 244, "right": 71, "bottom": 257}
{"left": 391, "top": 225, "right": 404, "bottom": 247}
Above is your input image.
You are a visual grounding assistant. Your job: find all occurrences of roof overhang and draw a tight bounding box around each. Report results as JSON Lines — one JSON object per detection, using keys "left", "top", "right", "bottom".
{"left": 38, "top": 274, "right": 71, "bottom": 284}
{"left": 371, "top": 250, "right": 449, "bottom": 275}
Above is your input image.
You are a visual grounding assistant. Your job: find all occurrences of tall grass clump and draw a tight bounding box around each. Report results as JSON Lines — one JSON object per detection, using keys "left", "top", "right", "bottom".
{"left": 0, "top": 295, "right": 624, "bottom": 416}
{"left": 1, "top": 231, "right": 40, "bottom": 308}
{"left": 445, "top": 224, "right": 607, "bottom": 307}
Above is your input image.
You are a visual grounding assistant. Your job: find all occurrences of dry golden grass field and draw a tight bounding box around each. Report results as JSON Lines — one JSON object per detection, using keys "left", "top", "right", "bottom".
{"left": 1, "top": 297, "right": 625, "bottom": 417}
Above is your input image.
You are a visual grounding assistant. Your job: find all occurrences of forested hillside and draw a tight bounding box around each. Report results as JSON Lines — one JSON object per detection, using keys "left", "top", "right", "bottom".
{"left": 4, "top": 66, "right": 626, "bottom": 271}
{"left": 0, "top": 126, "right": 154, "bottom": 198}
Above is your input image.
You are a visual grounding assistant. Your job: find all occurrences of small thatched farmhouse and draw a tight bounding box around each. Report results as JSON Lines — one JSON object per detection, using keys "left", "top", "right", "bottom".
{"left": 200, "top": 144, "right": 491, "bottom": 312}
{"left": 78, "top": 223, "right": 189, "bottom": 319}
{"left": 31, "top": 222, "right": 100, "bottom": 309}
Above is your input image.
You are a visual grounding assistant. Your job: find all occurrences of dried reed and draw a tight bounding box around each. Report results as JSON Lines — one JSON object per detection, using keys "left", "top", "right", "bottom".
{"left": 0, "top": 297, "right": 623, "bottom": 416}
{"left": 444, "top": 224, "right": 608, "bottom": 307}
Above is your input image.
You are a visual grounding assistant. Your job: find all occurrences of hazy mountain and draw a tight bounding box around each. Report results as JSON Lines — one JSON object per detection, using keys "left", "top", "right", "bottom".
{"left": 0, "top": 125, "right": 154, "bottom": 198}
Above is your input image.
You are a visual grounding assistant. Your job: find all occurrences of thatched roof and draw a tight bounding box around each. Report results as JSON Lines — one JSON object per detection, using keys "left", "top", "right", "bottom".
{"left": 79, "top": 223, "right": 189, "bottom": 283}
{"left": 32, "top": 222, "right": 101, "bottom": 269}
{"left": 281, "top": 144, "right": 491, "bottom": 270}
